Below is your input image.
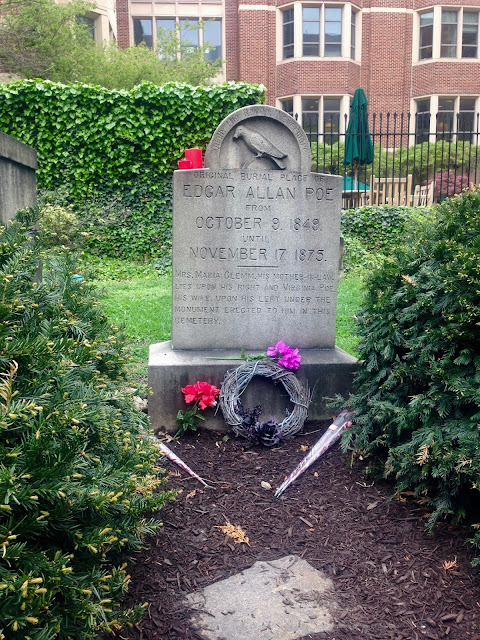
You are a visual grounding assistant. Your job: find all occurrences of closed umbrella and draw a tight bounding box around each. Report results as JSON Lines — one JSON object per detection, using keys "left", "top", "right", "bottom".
{"left": 343, "top": 88, "right": 374, "bottom": 185}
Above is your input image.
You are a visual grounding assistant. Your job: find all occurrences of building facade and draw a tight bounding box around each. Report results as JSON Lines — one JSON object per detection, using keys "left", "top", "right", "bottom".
{"left": 117, "top": 0, "right": 480, "bottom": 139}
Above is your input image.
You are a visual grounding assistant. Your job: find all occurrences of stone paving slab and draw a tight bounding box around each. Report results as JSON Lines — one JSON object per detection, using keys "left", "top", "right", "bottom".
{"left": 187, "top": 554, "right": 336, "bottom": 640}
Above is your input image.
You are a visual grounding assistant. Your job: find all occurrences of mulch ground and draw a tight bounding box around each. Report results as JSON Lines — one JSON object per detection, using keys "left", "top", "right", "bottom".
{"left": 119, "top": 424, "right": 480, "bottom": 640}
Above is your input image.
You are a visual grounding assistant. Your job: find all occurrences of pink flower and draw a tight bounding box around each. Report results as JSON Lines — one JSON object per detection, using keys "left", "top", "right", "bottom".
{"left": 266, "top": 341, "right": 302, "bottom": 370}
{"left": 266, "top": 341, "right": 288, "bottom": 357}
{"left": 278, "top": 348, "right": 301, "bottom": 370}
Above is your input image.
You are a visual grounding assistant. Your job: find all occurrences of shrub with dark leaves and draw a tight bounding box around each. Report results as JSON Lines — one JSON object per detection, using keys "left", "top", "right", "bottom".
{"left": 344, "top": 186, "right": 480, "bottom": 563}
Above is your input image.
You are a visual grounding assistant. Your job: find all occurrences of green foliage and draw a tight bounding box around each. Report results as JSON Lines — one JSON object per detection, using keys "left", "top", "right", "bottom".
{"left": 93, "top": 274, "right": 172, "bottom": 384}
{"left": 75, "top": 254, "right": 165, "bottom": 281}
{"left": 175, "top": 406, "right": 205, "bottom": 437}
{"left": 341, "top": 205, "right": 434, "bottom": 273}
{"left": 0, "top": 1, "right": 222, "bottom": 88}
{"left": 0, "top": 0, "right": 97, "bottom": 81}
{"left": 38, "top": 202, "right": 86, "bottom": 249}
{"left": 0, "top": 208, "right": 174, "bottom": 638}
{"left": 343, "top": 187, "right": 480, "bottom": 560}
{"left": 311, "top": 141, "right": 479, "bottom": 188}
{"left": 41, "top": 178, "right": 174, "bottom": 262}
{"left": 79, "top": 39, "right": 221, "bottom": 90}
{"left": 0, "top": 79, "right": 265, "bottom": 260}
{"left": 0, "top": 80, "right": 264, "bottom": 194}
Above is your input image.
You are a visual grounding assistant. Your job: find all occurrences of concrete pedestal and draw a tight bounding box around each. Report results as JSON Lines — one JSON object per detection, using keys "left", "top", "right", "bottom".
{"left": 148, "top": 341, "right": 358, "bottom": 433}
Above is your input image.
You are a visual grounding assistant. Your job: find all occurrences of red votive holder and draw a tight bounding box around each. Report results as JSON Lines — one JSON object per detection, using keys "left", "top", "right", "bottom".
{"left": 177, "top": 158, "right": 192, "bottom": 170}
{"left": 184, "top": 148, "right": 203, "bottom": 168}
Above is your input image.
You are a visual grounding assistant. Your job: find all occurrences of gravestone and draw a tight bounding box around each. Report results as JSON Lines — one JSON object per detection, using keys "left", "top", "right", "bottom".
{"left": 0, "top": 131, "right": 37, "bottom": 224}
{"left": 149, "top": 105, "right": 357, "bottom": 432}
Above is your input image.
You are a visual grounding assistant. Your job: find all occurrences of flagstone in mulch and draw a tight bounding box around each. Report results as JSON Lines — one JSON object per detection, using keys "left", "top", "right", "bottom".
{"left": 118, "top": 425, "right": 480, "bottom": 640}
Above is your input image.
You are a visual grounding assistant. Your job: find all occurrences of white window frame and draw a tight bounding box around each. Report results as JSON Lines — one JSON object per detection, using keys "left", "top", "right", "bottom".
{"left": 410, "top": 95, "right": 480, "bottom": 144}
{"left": 132, "top": 16, "right": 222, "bottom": 62}
{"left": 278, "top": 3, "right": 359, "bottom": 62}
{"left": 414, "top": 7, "right": 479, "bottom": 62}
{"left": 277, "top": 95, "right": 351, "bottom": 142}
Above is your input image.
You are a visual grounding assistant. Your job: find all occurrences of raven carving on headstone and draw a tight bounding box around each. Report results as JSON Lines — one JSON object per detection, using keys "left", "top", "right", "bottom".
{"left": 233, "top": 125, "right": 288, "bottom": 170}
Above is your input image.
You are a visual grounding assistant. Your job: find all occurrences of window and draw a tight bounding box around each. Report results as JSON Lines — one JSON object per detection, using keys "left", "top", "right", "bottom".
{"left": 441, "top": 10, "right": 457, "bottom": 58}
{"left": 133, "top": 18, "right": 153, "bottom": 48}
{"left": 419, "top": 11, "right": 433, "bottom": 60}
{"left": 415, "top": 96, "right": 479, "bottom": 143}
{"left": 283, "top": 4, "right": 354, "bottom": 60}
{"left": 463, "top": 12, "right": 479, "bottom": 58}
{"left": 418, "top": 9, "right": 480, "bottom": 60}
{"left": 302, "top": 6, "right": 342, "bottom": 57}
{"left": 302, "top": 98, "right": 319, "bottom": 141}
{"left": 180, "top": 19, "right": 199, "bottom": 53}
{"left": 204, "top": 20, "right": 222, "bottom": 62}
{"left": 437, "top": 97, "right": 455, "bottom": 139}
{"left": 157, "top": 19, "right": 175, "bottom": 36}
{"left": 283, "top": 9, "right": 294, "bottom": 59}
{"left": 415, "top": 98, "right": 431, "bottom": 143}
{"left": 325, "top": 7, "right": 342, "bottom": 57}
{"left": 77, "top": 16, "right": 96, "bottom": 40}
{"left": 458, "top": 98, "right": 476, "bottom": 140}
{"left": 303, "top": 7, "right": 320, "bottom": 56}
{"left": 133, "top": 17, "right": 222, "bottom": 61}
{"left": 281, "top": 99, "right": 294, "bottom": 118}
{"left": 323, "top": 98, "right": 341, "bottom": 143}
{"left": 301, "top": 97, "right": 342, "bottom": 142}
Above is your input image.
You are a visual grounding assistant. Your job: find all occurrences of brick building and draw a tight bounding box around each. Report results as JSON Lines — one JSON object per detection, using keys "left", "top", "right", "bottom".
{"left": 117, "top": 0, "right": 480, "bottom": 139}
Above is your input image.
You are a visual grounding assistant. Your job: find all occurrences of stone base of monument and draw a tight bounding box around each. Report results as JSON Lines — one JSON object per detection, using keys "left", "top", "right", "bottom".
{"left": 148, "top": 341, "right": 358, "bottom": 433}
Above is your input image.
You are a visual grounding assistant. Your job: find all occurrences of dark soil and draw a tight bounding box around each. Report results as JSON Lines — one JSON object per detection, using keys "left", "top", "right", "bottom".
{"left": 119, "top": 425, "right": 480, "bottom": 640}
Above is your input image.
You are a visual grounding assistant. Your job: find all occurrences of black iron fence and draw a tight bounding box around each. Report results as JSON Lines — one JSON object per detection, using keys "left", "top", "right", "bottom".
{"left": 306, "top": 112, "right": 480, "bottom": 209}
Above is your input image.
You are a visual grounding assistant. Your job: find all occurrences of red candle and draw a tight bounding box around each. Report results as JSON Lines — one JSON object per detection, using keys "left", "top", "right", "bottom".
{"left": 177, "top": 158, "right": 192, "bottom": 170}
{"left": 184, "top": 148, "right": 203, "bottom": 168}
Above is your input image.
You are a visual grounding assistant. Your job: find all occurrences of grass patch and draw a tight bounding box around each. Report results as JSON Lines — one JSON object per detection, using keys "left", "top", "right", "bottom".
{"left": 337, "top": 275, "right": 363, "bottom": 357}
{"left": 95, "top": 276, "right": 172, "bottom": 382}
{"left": 94, "top": 271, "right": 363, "bottom": 383}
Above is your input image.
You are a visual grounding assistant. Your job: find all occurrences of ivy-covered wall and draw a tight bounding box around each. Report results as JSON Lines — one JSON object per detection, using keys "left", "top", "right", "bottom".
{"left": 0, "top": 80, "right": 265, "bottom": 260}
{"left": 0, "top": 80, "right": 265, "bottom": 196}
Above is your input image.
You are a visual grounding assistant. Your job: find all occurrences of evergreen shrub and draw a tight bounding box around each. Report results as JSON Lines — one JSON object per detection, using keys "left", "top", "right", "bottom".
{"left": 343, "top": 187, "right": 480, "bottom": 560}
{"left": 341, "top": 205, "right": 433, "bottom": 273}
{"left": 0, "top": 208, "right": 174, "bottom": 638}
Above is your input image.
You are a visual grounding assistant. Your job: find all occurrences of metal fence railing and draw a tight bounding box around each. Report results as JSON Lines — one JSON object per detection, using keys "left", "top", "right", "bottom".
{"left": 306, "top": 112, "right": 480, "bottom": 208}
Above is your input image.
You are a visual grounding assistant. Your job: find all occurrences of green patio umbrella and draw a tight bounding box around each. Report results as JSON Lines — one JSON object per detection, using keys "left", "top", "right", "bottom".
{"left": 343, "top": 88, "right": 374, "bottom": 171}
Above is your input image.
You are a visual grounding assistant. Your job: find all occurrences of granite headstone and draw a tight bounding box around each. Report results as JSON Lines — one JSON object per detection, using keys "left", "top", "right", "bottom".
{"left": 149, "top": 105, "right": 357, "bottom": 432}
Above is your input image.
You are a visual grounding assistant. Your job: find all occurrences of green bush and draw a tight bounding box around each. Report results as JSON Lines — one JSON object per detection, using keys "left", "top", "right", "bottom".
{"left": 0, "top": 208, "right": 174, "bottom": 638}
{"left": 311, "top": 141, "right": 480, "bottom": 186}
{"left": 38, "top": 201, "right": 86, "bottom": 249}
{"left": 0, "top": 80, "right": 265, "bottom": 196}
{"left": 0, "top": 79, "right": 264, "bottom": 261}
{"left": 340, "top": 205, "right": 434, "bottom": 273}
{"left": 343, "top": 187, "right": 480, "bottom": 561}
{"left": 40, "top": 177, "right": 173, "bottom": 262}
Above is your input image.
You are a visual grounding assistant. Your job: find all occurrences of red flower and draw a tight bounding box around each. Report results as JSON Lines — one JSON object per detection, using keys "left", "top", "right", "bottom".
{"left": 181, "top": 381, "right": 220, "bottom": 410}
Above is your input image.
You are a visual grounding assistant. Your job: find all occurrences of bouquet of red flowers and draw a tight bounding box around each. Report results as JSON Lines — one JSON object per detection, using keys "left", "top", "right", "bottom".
{"left": 175, "top": 380, "right": 220, "bottom": 436}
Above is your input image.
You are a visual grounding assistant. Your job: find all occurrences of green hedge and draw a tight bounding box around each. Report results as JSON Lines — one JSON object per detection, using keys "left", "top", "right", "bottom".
{"left": 0, "top": 80, "right": 265, "bottom": 261}
{"left": 344, "top": 187, "right": 480, "bottom": 561}
{"left": 0, "top": 80, "right": 265, "bottom": 196}
{"left": 0, "top": 208, "right": 174, "bottom": 637}
{"left": 340, "top": 205, "right": 434, "bottom": 273}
